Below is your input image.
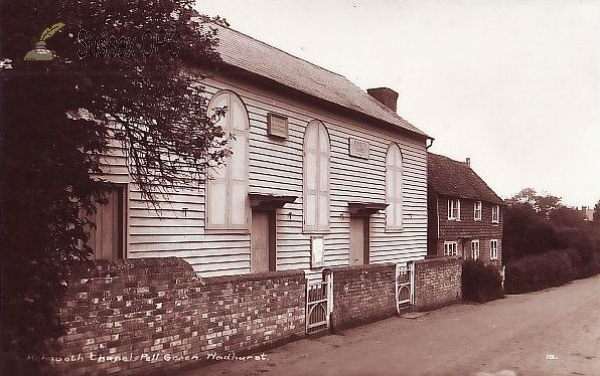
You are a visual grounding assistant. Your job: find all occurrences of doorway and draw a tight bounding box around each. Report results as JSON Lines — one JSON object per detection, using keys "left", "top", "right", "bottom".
{"left": 251, "top": 210, "right": 276, "bottom": 272}
{"left": 349, "top": 216, "right": 369, "bottom": 265}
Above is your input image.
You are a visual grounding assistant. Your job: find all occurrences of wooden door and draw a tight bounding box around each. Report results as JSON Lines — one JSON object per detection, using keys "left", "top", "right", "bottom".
{"left": 251, "top": 211, "right": 270, "bottom": 272}
{"left": 87, "top": 187, "right": 124, "bottom": 260}
{"left": 349, "top": 216, "right": 367, "bottom": 265}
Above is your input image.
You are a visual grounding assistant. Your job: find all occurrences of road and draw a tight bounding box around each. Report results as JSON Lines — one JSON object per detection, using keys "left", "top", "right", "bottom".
{"left": 180, "top": 275, "right": 600, "bottom": 376}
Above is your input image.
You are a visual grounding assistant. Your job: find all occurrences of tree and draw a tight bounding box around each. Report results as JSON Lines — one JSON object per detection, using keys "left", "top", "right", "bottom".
{"left": 1, "top": 0, "right": 228, "bottom": 362}
{"left": 506, "top": 188, "right": 562, "bottom": 218}
{"left": 594, "top": 200, "right": 600, "bottom": 222}
{"left": 549, "top": 206, "right": 585, "bottom": 229}
{"left": 503, "top": 202, "right": 562, "bottom": 262}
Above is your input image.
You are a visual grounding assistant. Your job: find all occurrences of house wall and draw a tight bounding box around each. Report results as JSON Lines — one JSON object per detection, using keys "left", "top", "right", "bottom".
{"left": 429, "top": 194, "right": 503, "bottom": 267}
{"left": 101, "top": 74, "right": 429, "bottom": 278}
{"left": 51, "top": 258, "right": 305, "bottom": 376}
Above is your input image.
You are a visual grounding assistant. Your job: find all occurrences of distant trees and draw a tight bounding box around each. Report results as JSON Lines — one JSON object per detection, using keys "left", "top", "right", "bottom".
{"left": 503, "top": 189, "right": 600, "bottom": 293}
{"left": 503, "top": 188, "right": 600, "bottom": 272}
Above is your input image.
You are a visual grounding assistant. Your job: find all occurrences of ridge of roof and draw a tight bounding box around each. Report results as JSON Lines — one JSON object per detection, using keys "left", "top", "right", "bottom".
{"left": 428, "top": 153, "right": 504, "bottom": 205}
{"left": 211, "top": 24, "right": 429, "bottom": 139}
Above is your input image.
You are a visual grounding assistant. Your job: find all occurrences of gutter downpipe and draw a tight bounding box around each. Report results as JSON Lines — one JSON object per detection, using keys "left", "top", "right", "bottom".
{"left": 426, "top": 137, "right": 435, "bottom": 150}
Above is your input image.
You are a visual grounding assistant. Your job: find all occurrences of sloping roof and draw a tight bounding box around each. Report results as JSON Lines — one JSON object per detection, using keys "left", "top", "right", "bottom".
{"left": 428, "top": 153, "right": 504, "bottom": 205}
{"left": 214, "top": 25, "right": 428, "bottom": 138}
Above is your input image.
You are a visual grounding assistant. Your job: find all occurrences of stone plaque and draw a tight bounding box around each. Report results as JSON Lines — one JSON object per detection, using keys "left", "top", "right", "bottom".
{"left": 267, "top": 113, "right": 289, "bottom": 139}
{"left": 349, "top": 137, "right": 369, "bottom": 159}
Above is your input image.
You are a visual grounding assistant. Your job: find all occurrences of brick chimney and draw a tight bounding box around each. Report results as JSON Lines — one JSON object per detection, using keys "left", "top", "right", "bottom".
{"left": 466, "top": 157, "right": 471, "bottom": 166}
{"left": 367, "top": 87, "right": 398, "bottom": 112}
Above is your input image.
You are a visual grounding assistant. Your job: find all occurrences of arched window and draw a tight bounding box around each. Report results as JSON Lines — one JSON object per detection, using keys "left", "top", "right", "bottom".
{"left": 206, "top": 91, "right": 249, "bottom": 230}
{"left": 386, "top": 144, "right": 403, "bottom": 230}
{"left": 303, "top": 120, "right": 330, "bottom": 232}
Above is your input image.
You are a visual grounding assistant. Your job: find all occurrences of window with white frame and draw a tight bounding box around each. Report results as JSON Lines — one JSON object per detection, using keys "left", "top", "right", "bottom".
{"left": 448, "top": 198, "right": 460, "bottom": 220}
{"left": 471, "top": 240, "right": 480, "bottom": 260}
{"left": 444, "top": 241, "right": 458, "bottom": 256}
{"left": 474, "top": 201, "right": 482, "bottom": 221}
{"left": 492, "top": 205, "right": 500, "bottom": 223}
{"left": 303, "top": 120, "right": 330, "bottom": 232}
{"left": 490, "top": 239, "right": 499, "bottom": 260}
{"left": 206, "top": 91, "right": 249, "bottom": 231}
{"left": 385, "top": 144, "right": 403, "bottom": 230}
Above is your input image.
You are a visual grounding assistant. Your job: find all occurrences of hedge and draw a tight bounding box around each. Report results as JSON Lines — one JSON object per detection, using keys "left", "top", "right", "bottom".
{"left": 462, "top": 260, "right": 504, "bottom": 303}
{"left": 504, "top": 249, "right": 575, "bottom": 294}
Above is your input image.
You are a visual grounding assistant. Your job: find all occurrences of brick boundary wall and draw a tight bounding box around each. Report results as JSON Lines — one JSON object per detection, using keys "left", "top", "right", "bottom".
{"left": 413, "top": 256, "right": 463, "bottom": 311}
{"left": 45, "top": 258, "right": 306, "bottom": 376}
{"left": 327, "top": 263, "right": 397, "bottom": 332}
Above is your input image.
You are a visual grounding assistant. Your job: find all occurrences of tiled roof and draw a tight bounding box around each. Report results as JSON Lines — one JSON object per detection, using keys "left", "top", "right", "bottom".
{"left": 214, "top": 25, "right": 428, "bottom": 138}
{"left": 428, "top": 153, "right": 504, "bottom": 205}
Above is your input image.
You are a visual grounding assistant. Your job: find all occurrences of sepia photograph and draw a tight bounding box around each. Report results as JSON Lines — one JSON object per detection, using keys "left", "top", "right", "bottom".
{"left": 1, "top": 1, "right": 599, "bottom": 375}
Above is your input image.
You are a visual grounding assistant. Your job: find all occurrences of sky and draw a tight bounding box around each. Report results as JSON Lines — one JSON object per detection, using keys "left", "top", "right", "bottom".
{"left": 195, "top": 0, "right": 600, "bottom": 208}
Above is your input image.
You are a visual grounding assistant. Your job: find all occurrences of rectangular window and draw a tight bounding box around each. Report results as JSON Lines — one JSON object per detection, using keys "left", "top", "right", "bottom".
{"left": 444, "top": 241, "right": 458, "bottom": 256}
{"left": 448, "top": 198, "right": 460, "bottom": 220}
{"left": 490, "top": 239, "right": 499, "bottom": 260}
{"left": 474, "top": 201, "right": 482, "bottom": 221}
{"left": 492, "top": 205, "right": 500, "bottom": 223}
{"left": 471, "top": 240, "right": 480, "bottom": 260}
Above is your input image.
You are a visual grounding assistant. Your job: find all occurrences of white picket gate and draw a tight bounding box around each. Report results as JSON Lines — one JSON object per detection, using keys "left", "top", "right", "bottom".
{"left": 305, "top": 272, "right": 333, "bottom": 334}
{"left": 396, "top": 262, "right": 415, "bottom": 313}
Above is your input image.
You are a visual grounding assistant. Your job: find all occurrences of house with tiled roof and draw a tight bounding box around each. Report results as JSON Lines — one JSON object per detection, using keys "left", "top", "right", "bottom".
{"left": 90, "top": 24, "right": 432, "bottom": 278}
{"left": 427, "top": 153, "right": 504, "bottom": 267}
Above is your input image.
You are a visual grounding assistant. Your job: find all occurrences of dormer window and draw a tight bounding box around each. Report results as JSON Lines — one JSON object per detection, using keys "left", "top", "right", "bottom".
{"left": 448, "top": 198, "right": 460, "bottom": 221}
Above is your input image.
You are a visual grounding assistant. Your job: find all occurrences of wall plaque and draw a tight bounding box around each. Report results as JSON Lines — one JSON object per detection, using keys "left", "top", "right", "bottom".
{"left": 311, "top": 236, "right": 324, "bottom": 268}
{"left": 267, "top": 113, "right": 289, "bottom": 139}
{"left": 349, "top": 138, "right": 369, "bottom": 159}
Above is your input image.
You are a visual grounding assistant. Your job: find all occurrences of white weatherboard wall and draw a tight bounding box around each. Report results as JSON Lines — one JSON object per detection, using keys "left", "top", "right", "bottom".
{"left": 99, "top": 73, "right": 428, "bottom": 278}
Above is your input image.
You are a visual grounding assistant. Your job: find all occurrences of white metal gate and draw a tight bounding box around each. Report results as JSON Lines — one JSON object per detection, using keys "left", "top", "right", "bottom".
{"left": 306, "top": 272, "right": 333, "bottom": 334}
{"left": 396, "top": 262, "right": 415, "bottom": 313}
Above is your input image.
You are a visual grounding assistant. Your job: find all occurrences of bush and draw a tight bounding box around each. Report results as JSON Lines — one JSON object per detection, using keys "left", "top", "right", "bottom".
{"left": 504, "top": 250, "right": 574, "bottom": 294}
{"left": 462, "top": 260, "right": 505, "bottom": 303}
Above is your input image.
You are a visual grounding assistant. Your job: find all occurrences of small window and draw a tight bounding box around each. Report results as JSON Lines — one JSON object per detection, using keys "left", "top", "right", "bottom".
{"left": 474, "top": 201, "right": 482, "bottom": 221}
{"left": 490, "top": 239, "right": 499, "bottom": 260}
{"left": 448, "top": 198, "right": 461, "bottom": 221}
{"left": 492, "top": 205, "right": 500, "bottom": 223}
{"left": 471, "top": 240, "right": 480, "bottom": 260}
{"left": 444, "top": 241, "right": 458, "bottom": 256}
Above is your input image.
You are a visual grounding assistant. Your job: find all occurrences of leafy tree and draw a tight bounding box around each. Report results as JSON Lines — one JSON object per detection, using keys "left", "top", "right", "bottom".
{"left": 1, "top": 0, "right": 228, "bottom": 363}
{"left": 506, "top": 188, "right": 562, "bottom": 218}
{"left": 503, "top": 202, "right": 562, "bottom": 262}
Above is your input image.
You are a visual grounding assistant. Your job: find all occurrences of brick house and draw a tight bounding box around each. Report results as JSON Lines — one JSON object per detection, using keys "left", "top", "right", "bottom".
{"left": 427, "top": 153, "right": 504, "bottom": 267}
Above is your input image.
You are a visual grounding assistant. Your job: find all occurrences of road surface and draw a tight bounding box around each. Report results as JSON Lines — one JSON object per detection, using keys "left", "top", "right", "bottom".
{"left": 180, "top": 274, "right": 600, "bottom": 376}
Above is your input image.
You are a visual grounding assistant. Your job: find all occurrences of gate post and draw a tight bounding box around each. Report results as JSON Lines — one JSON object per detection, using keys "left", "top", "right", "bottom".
{"left": 409, "top": 261, "right": 415, "bottom": 305}
{"left": 325, "top": 270, "right": 333, "bottom": 326}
